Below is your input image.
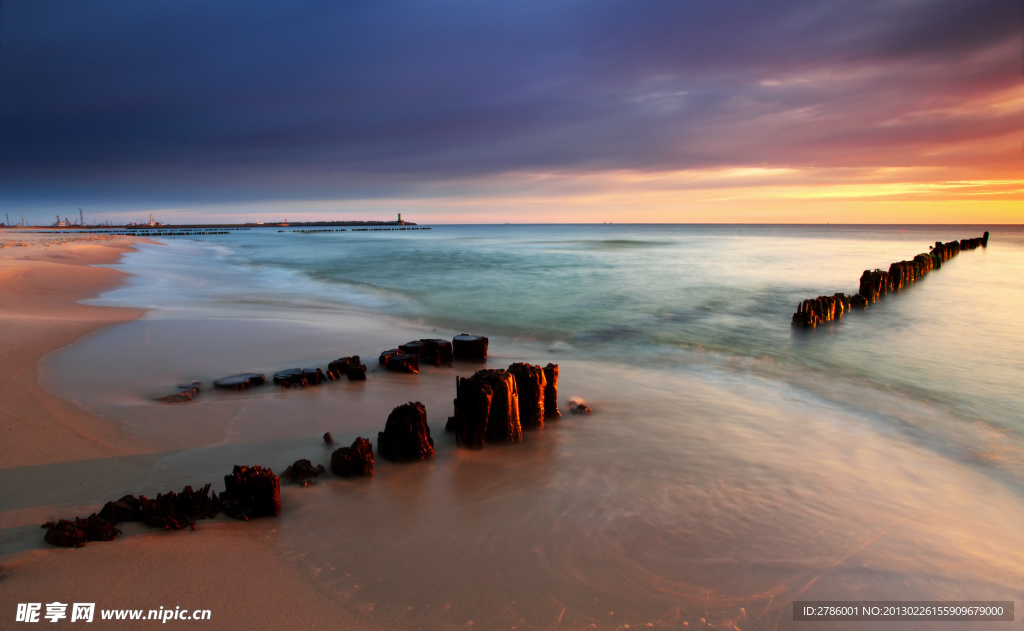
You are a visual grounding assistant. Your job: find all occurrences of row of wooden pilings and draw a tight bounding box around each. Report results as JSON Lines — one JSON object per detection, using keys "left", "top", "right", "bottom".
{"left": 792, "top": 232, "right": 989, "bottom": 328}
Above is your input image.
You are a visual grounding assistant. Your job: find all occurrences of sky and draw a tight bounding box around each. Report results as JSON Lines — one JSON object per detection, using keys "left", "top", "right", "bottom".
{"left": 1, "top": 0, "right": 1021, "bottom": 225}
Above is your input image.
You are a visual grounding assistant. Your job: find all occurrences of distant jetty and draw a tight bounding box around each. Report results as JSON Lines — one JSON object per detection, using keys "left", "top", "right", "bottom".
{"left": 10, "top": 219, "right": 428, "bottom": 238}
{"left": 792, "top": 231, "right": 989, "bottom": 328}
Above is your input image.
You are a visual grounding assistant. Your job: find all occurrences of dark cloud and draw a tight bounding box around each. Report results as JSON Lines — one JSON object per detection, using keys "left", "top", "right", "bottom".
{"left": 0, "top": 0, "right": 1019, "bottom": 212}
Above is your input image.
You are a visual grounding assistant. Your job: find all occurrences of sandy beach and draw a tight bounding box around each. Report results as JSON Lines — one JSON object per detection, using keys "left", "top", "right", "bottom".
{"left": 0, "top": 233, "right": 361, "bottom": 629}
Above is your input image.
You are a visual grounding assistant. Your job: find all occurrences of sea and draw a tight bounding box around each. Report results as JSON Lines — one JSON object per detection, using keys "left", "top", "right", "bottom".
{"left": 45, "top": 224, "right": 1024, "bottom": 630}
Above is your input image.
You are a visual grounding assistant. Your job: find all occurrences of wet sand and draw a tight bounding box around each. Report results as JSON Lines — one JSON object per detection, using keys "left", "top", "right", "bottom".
{"left": 0, "top": 232, "right": 363, "bottom": 629}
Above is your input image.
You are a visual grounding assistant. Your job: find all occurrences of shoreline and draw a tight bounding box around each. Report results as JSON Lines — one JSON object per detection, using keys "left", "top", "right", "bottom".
{"left": 0, "top": 233, "right": 367, "bottom": 629}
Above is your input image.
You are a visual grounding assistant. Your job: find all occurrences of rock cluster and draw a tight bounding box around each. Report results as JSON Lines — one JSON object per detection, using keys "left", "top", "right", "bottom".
{"left": 792, "top": 232, "right": 989, "bottom": 328}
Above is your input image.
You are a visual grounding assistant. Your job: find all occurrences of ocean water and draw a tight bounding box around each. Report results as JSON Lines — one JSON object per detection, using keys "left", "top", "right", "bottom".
{"left": 47, "top": 224, "right": 1024, "bottom": 629}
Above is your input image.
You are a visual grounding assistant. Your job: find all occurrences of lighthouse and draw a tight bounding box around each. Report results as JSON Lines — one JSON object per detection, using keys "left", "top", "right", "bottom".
{"left": 397, "top": 213, "right": 403, "bottom": 225}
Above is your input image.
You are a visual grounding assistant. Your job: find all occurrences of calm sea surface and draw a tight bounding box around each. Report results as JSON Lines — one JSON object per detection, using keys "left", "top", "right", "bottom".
{"left": 54, "top": 224, "right": 1024, "bottom": 629}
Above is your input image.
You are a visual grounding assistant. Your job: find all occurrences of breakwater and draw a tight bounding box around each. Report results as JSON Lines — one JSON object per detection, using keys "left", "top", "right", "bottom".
{"left": 792, "top": 232, "right": 989, "bottom": 328}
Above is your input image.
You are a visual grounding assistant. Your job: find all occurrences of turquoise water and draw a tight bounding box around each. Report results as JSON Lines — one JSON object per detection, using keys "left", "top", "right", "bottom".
{"left": 108, "top": 224, "right": 1024, "bottom": 460}
{"left": 62, "top": 224, "right": 1024, "bottom": 629}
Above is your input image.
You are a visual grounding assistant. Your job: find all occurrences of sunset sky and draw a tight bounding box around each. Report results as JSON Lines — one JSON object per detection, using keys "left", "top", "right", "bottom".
{"left": 1, "top": 1, "right": 1021, "bottom": 224}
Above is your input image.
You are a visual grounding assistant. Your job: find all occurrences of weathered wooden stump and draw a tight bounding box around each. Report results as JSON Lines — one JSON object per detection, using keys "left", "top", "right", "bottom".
{"left": 213, "top": 373, "right": 265, "bottom": 390}
{"left": 99, "top": 494, "right": 143, "bottom": 523}
{"left": 219, "top": 465, "right": 281, "bottom": 520}
{"left": 328, "top": 356, "right": 367, "bottom": 381}
{"left": 282, "top": 459, "right": 327, "bottom": 486}
{"left": 42, "top": 515, "right": 121, "bottom": 548}
{"left": 543, "top": 363, "right": 560, "bottom": 419}
{"left": 446, "top": 376, "right": 493, "bottom": 448}
{"left": 461, "top": 369, "right": 521, "bottom": 444}
{"left": 156, "top": 381, "right": 201, "bottom": 403}
{"left": 139, "top": 483, "right": 220, "bottom": 530}
{"left": 378, "top": 402, "right": 435, "bottom": 462}
{"left": 302, "top": 368, "right": 325, "bottom": 385}
{"left": 453, "top": 334, "right": 488, "bottom": 361}
{"left": 273, "top": 368, "right": 315, "bottom": 387}
{"left": 331, "top": 437, "right": 376, "bottom": 477}
{"left": 379, "top": 349, "right": 420, "bottom": 373}
{"left": 399, "top": 339, "right": 454, "bottom": 367}
{"left": 508, "top": 363, "right": 546, "bottom": 430}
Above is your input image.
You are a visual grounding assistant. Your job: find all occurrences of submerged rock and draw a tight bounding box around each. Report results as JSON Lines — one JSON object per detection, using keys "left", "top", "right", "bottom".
{"left": 331, "top": 437, "right": 376, "bottom": 477}
{"left": 323, "top": 432, "right": 335, "bottom": 446}
{"left": 213, "top": 373, "right": 266, "bottom": 390}
{"left": 378, "top": 402, "right": 435, "bottom": 462}
{"left": 156, "top": 381, "right": 201, "bottom": 403}
{"left": 282, "top": 459, "right": 328, "bottom": 486}
{"left": 568, "top": 397, "right": 593, "bottom": 415}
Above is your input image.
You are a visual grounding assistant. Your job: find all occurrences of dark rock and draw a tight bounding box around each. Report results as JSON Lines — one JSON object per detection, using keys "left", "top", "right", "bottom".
{"left": 446, "top": 376, "right": 493, "bottom": 448}
{"left": 331, "top": 437, "right": 376, "bottom": 477}
{"left": 323, "top": 432, "right": 335, "bottom": 446}
{"left": 273, "top": 368, "right": 307, "bottom": 387}
{"left": 213, "top": 373, "right": 266, "bottom": 390}
{"left": 379, "top": 350, "right": 419, "bottom": 374}
{"left": 99, "top": 494, "right": 143, "bottom": 523}
{"left": 302, "top": 368, "right": 325, "bottom": 386}
{"left": 569, "top": 402, "right": 593, "bottom": 415}
{"left": 42, "top": 515, "right": 121, "bottom": 548}
{"left": 156, "top": 381, "right": 201, "bottom": 403}
{"left": 453, "top": 334, "right": 488, "bottom": 361}
{"left": 399, "top": 339, "right": 454, "bottom": 367}
{"left": 543, "top": 363, "right": 560, "bottom": 420}
{"left": 282, "top": 459, "right": 327, "bottom": 486}
{"left": 219, "top": 465, "right": 281, "bottom": 520}
{"left": 507, "top": 363, "right": 546, "bottom": 430}
{"left": 454, "top": 369, "right": 521, "bottom": 444}
{"left": 328, "top": 356, "right": 367, "bottom": 381}
{"left": 379, "top": 349, "right": 400, "bottom": 366}
{"left": 139, "top": 483, "right": 220, "bottom": 530}
{"left": 378, "top": 402, "right": 435, "bottom": 462}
